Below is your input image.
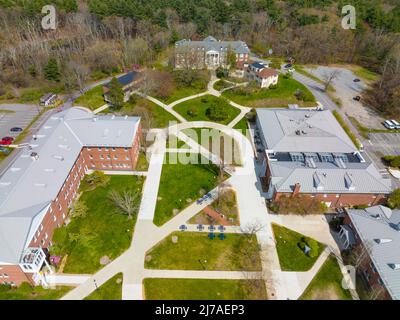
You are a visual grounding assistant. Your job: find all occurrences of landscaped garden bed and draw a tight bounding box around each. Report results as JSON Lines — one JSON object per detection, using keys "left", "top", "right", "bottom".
{"left": 145, "top": 232, "right": 262, "bottom": 271}
{"left": 189, "top": 189, "right": 240, "bottom": 226}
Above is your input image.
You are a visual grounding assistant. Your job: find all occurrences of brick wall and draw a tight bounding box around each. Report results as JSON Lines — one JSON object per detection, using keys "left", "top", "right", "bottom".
{"left": 273, "top": 192, "right": 387, "bottom": 208}
{"left": 1, "top": 123, "right": 141, "bottom": 286}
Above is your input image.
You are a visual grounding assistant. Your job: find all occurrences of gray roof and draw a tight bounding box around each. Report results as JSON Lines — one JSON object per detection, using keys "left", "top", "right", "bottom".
{"left": 257, "top": 108, "right": 392, "bottom": 194}
{"left": 347, "top": 206, "right": 400, "bottom": 300}
{"left": 270, "top": 160, "right": 392, "bottom": 194}
{"left": 256, "top": 109, "right": 357, "bottom": 153}
{"left": 175, "top": 36, "right": 250, "bottom": 55}
{"left": 0, "top": 108, "right": 140, "bottom": 264}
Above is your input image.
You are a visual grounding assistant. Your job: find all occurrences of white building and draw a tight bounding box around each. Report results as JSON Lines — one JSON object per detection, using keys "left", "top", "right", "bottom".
{"left": 246, "top": 62, "right": 279, "bottom": 88}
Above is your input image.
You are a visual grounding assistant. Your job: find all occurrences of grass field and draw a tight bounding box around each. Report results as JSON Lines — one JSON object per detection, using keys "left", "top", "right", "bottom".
{"left": 0, "top": 283, "right": 71, "bottom": 300}
{"left": 173, "top": 95, "right": 240, "bottom": 125}
{"left": 144, "top": 278, "right": 267, "bottom": 300}
{"left": 301, "top": 255, "right": 352, "bottom": 300}
{"left": 145, "top": 232, "right": 262, "bottom": 271}
{"left": 153, "top": 154, "right": 220, "bottom": 226}
{"left": 163, "top": 86, "right": 207, "bottom": 105}
{"left": 85, "top": 273, "right": 123, "bottom": 300}
{"left": 222, "top": 75, "right": 316, "bottom": 108}
{"left": 74, "top": 85, "right": 105, "bottom": 110}
{"left": 53, "top": 175, "right": 144, "bottom": 274}
{"left": 272, "top": 224, "right": 324, "bottom": 271}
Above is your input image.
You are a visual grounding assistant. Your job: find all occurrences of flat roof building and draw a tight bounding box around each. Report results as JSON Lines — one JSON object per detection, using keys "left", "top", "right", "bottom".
{"left": 255, "top": 108, "right": 391, "bottom": 208}
{"left": 0, "top": 108, "right": 141, "bottom": 287}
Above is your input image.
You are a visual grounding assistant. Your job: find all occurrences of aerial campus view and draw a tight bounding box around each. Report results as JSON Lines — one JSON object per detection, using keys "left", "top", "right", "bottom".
{"left": 0, "top": 0, "right": 399, "bottom": 313}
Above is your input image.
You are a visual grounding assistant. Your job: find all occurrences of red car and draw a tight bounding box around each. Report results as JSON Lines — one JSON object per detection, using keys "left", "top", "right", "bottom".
{"left": 0, "top": 136, "right": 14, "bottom": 145}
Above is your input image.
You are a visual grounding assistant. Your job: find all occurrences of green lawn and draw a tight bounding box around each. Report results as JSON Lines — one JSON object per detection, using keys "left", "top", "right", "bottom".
{"left": 163, "top": 86, "right": 207, "bottom": 105}
{"left": 84, "top": 273, "right": 123, "bottom": 300}
{"left": 145, "top": 232, "right": 262, "bottom": 271}
{"left": 74, "top": 85, "right": 105, "bottom": 110}
{"left": 144, "top": 278, "right": 267, "bottom": 300}
{"left": 0, "top": 283, "right": 71, "bottom": 300}
{"left": 301, "top": 255, "right": 353, "bottom": 300}
{"left": 214, "top": 80, "right": 233, "bottom": 91}
{"left": 122, "top": 97, "right": 179, "bottom": 128}
{"left": 136, "top": 151, "right": 149, "bottom": 171}
{"left": 173, "top": 95, "right": 241, "bottom": 125}
{"left": 222, "top": 75, "right": 316, "bottom": 108}
{"left": 233, "top": 117, "right": 248, "bottom": 133}
{"left": 153, "top": 154, "right": 221, "bottom": 226}
{"left": 181, "top": 127, "right": 242, "bottom": 166}
{"left": 52, "top": 175, "right": 144, "bottom": 274}
{"left": 272, "top": 224, "right": 324, "bottom": 271}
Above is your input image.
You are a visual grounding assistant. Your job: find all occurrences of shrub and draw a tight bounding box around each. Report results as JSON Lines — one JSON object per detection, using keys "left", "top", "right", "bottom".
{"left": 298, "top": 237, "right": 319, "bottom": 258}
{"left": 82, "top": 171, "right": 110, "bottom": 191}
{"left": 383, "top": 155, "right": 400, "bottom": 168}
{"left": 206, "top": 104, "right": 228, "bottom": 121}
{"left": 388, "top": 189, "right": 400, "bottom": 209}
{"left": 272, "top": 194, "right": 327, "bottom": 215}
{"left": 216, "top": 67, "right": 225, "bottom": 78}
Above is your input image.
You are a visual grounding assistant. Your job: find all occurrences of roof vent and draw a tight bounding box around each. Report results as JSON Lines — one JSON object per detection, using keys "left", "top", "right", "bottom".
{"left": 34, "top": 183, "right": 47, "bottom": 187}
{"left": 30, "top": 152, "right": 39, "bottom": 160}
{"left": 124, "top": 115, "right": 128, "bottom": 120}
{"left": 93, "top": 117, "right": 97, "bottom": 122}
{"left": 344, "top": 172, "right": 355, "bottom": 190}
{"left": 111, "top": 115, "right": 115, "bottom": 120}
{"left": 388, "top": 263, "right": 400, "bottom": 270}
{"left": 44, "top": 168, "right": 55, "bottom": 173}
{"left": 53, "top": 155, "right": 64, "bottom": 161}
{"left": 58, "top": 144, "right": 70, "bottom": 151}
{"left": 0, "top": 182, "right": 11, "bottom": 187}
{"left": 313, "top": 172, "right": 324, "bottom": 191}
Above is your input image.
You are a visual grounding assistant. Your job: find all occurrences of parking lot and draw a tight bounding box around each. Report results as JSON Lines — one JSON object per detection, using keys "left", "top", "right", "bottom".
{"left": 369, "top": 133, "right": 400, "bottom": 156}
{"left": 0, "top": 104, "right": 40, "bottom": 140}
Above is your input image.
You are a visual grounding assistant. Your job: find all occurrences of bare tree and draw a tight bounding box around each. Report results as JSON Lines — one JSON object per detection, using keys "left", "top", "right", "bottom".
{"left": 67, "top": 60, "right": 91, "bottom": 93}
{"left": 108, "top": 189, "right": 139, "bottom": 219}
{"left": 321, "top": 69, "right": 341, "bottom": 91}
{"left": 240, "top": 221, "right": 265, "bottom": 236}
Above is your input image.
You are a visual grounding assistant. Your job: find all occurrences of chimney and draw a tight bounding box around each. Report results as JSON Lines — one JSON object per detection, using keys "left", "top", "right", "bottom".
{"left": 292, "top": 183, "right": 301, "bottom": 197}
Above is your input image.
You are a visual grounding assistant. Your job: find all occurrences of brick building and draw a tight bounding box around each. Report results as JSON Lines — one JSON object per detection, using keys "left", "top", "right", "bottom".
{"left": 255, "top": 108, "right": 392, "bottom": 208}
{"left": 0, "top": 108, "right": 141, "bottom": 287}
{"left": 174, "top": 36, "right": 250, "bottom": 69}
{"left": 339, "top": 206, "right": 400, "bottom": 300}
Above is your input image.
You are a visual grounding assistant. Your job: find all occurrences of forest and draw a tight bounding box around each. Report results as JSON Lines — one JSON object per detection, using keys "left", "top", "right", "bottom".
{"left": 0, "top": 0, "right": 399, "bottom": 116}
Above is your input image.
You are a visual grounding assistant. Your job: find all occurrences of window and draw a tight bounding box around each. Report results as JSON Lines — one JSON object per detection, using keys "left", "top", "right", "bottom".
{"left": 98, "top": 147, "right": 102, "bottom": 151}
{"left": 89, "top": 154, "right": 93, "bottom": 159}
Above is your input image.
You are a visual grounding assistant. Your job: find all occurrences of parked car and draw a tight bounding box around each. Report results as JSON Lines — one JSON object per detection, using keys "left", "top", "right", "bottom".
{"left": 383, "top": 120, "right": 397, "bottom": 130}
{"left": 10, "top": 127, "right": 23, "bottom": 133}
{"left": 0, "top": 136, "right": 14, "bottom": 145}
{"left": 353, "top": 78, "right": 361, "bottom": 82}
{"left": 0, "top": 146, "right": 10, "bottom": 154}
{"left": 391, "top": 119, "right": 400, "bottom": 129}
{"left": 353, "top": 96, "right": 361, "bottom": 101}
{"left": 284, "top": 63, "right": 292, "bottom": 69}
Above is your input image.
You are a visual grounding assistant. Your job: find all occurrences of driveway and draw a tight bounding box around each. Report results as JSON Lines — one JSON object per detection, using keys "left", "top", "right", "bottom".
{"left": 303, "top": 66, "right": 384, "bottom": 129}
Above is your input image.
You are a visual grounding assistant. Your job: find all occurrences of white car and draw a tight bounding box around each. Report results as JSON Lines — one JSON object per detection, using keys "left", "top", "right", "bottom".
{"left": 383, "top": 120, "right": 396, "bottom": 130}
{"left": 391, "top": 119, "right": 400, "bottom": 129}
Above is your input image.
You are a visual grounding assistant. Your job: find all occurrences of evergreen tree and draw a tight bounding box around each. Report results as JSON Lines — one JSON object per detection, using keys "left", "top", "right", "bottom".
{"left": 44, "top": 58, "right": 61, "bottom": 82}
{"left": 107, "top": 77, "right": 124, "bottom": 110}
